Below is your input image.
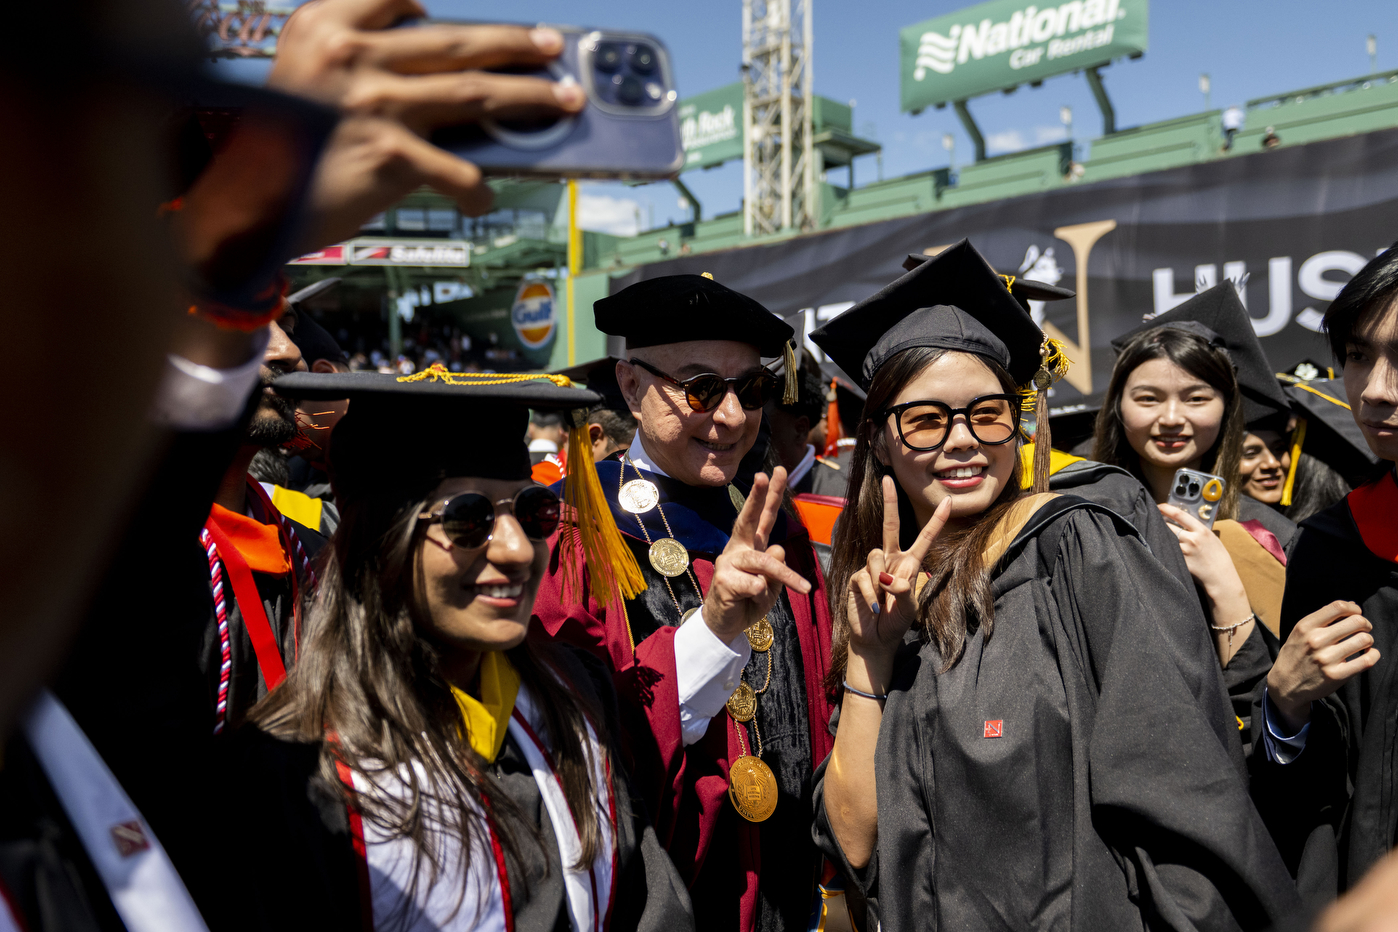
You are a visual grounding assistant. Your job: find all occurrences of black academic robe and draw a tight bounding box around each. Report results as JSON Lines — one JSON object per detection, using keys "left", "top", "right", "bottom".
{"left": 1236, "top": 496, "right": 1300, "bottom": 556}
{"left": 1249, "top": 492, "right": 1398, "bottom": 910}
{"left": 792, "top": 455, "right": 849, "bottom": 499}
{"left": 209, "top": 647, "right": 693, "bottom": 932}
{"left": 812, "top": 497, "right": 1300, "bottom": 932}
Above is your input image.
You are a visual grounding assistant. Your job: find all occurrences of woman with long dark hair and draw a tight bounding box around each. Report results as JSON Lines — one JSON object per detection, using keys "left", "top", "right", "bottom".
{"left": 808, "top": 242, "right": 1299, "bottom": 932}
{"left": 214, "top": 369, "right": 691, "bottom": 932}
{"left": 1094, "top": 285, "right": 1298, "bottom": 670}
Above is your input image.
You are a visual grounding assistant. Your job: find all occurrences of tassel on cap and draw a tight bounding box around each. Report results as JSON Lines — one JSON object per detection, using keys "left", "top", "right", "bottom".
{"left": 782, "top": 339, "right": 799, "bottom": 405}
{"left": 1280, "top": 417, "right": 1306, "bottom": 507}
{"left": 562, "top": 407, "right": 645, "bottom": 603}
{"left": 1017, "top": 337, "right": 1073, "bottom": 494}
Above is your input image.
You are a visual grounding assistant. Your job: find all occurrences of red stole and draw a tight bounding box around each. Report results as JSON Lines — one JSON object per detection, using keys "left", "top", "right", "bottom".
{"left": 1347, "top": 470, "right": 1398, "bottom": 564}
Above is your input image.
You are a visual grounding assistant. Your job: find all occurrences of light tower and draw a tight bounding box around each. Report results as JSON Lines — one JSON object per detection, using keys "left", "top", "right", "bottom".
{"left": 741, "top": 0, "right": 816, "bottom": 236}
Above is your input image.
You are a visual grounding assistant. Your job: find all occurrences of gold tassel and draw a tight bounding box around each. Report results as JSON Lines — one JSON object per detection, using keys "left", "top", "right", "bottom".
{"left": 1018, "top": 337, "right": 1073, "bottom": 494}
{"left": 1280, "top": 417, "right": 1307, "bottom": 507}
{"left": 562, "top": 412, "right": 645, "bottom": 604}
{"left": 782, "top": 340, "right": 799, "bottom": 405}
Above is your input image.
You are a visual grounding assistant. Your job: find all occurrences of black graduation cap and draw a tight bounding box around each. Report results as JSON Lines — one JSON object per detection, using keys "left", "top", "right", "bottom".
{"left": 557, "top": 356, "right": 628, "bottom": 410}
{"left": 286, "top": 279, "right": 347, "bottom": 367}
{"left": 811, "top": 240, "right": 1049, "bottom": 390}
{"left": 274, "top": 368, "right": 600, "bottom": 494}
{"left": 1047, "top": 399, "right": 1103, "bottom": 455}
{"left": 901, "top": 253, "right": 1076, "bottom": 314}
{"left": 1110, "top": 283, "right": 1291, "bottom": 431}
{"left": 1280, "top": 377, "right": 1378, "bottom": 488}
{"left": 595, "top": 274, "right": 793, "bottom": 357}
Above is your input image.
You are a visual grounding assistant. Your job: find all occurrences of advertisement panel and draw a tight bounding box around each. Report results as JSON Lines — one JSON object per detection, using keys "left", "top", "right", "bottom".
{"left": 678, "top": 83, "right": 744, "bottom": 171}
{"left": 900, "top": 0, "right": 1148, "bottom": 112}
{"left": 613, "top": 127, "right": 1398, "bottom": 405}
{"left": 288, "top": 239, "right": 471, "bottom": 266}
{"left": 511, "top": 278, "right": 557, "bottom": 351}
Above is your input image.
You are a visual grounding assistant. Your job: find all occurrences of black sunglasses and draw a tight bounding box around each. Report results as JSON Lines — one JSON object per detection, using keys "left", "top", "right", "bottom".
{"left": 881, "top": 394, "right": 1021, "bottom": 452}
{"left": 418, "top": 486, "right": 561, "bottom": 549}
{"left": 629, "top": 357, "right": 777, "bottom": 412}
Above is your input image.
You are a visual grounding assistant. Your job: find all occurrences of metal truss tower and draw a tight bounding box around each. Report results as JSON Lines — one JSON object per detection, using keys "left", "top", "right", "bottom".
{"left": 742, "top": 0, "right": 816, "bottom": 236}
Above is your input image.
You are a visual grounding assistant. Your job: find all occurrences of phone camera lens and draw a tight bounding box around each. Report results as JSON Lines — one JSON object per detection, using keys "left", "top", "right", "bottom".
{"left": 630, "top": 45, "right": 657, "bottom": 75}
{"left": 595, "top": 43, "right": 623, "bottom": 73}
{"left": 616, "top": 76, "right": 645, "bottom": 105}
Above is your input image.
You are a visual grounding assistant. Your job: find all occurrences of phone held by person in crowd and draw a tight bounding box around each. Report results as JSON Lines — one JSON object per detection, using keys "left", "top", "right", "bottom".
{"left": 431, "top": 25, "right": 683, "bottom": 181}
{"left": 1167, "top": 468, "right": 1226, "bottom": 529}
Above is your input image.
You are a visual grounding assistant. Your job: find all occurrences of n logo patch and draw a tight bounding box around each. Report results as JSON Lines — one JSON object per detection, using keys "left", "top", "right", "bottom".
{"left": 983, "top": 719, "right": 1004, "bottom": 738}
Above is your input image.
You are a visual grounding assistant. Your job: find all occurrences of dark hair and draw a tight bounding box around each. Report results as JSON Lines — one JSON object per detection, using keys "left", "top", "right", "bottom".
{"left": 1325, "top": 241, "right": 1398, "bottom": 364}
{"left": 1093, "top": 326, "right": 1244, "bottom": 521}
{"left": 588, "top": 405, "right": 637, "bottom": 446}
{"left": 250, "top": 483, "right": 611, "bottom": 922}
{"left": 1282, "top": 451, "right": 1352, "bottom": 523}
{"left": 827, "top": 347, "right": 1026, "bottom": 678}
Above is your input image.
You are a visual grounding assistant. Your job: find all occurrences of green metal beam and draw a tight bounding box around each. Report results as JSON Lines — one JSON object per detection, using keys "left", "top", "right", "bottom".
{"left": 672, "top": 176, "right": 703, "bottom": 222}
{"left": 1085, "top": 67, "right": 1116, "bottom": 135}
{"left": 953, "top": 99, "right": 986, "bottom": 162}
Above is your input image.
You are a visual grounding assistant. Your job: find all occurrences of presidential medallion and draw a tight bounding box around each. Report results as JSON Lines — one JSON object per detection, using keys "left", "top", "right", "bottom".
{"left": 729, "top": 755, "right": 778, "bottom": 822}
{"left": 648, "top": 537, "right": 690, "bottom": 577}
{"left": 726, "top": 682, "right": 756, "bottom": 723}
{"left": 680, "top": 607, "right": 699, "bottom": 625}
{"left": 618, "top": 479, "right": 660, "bottom": 514}
{"left": 745, "top": 617, "right": 774, "bottom": 652}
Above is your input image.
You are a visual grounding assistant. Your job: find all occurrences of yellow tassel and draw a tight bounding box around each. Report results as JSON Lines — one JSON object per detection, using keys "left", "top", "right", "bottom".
{"left": 1016, "top": 337, "right": 1074, "bottom": 493}
{"left": 562, "top": 415, "right": 645, "bottom": 604}
{"left": 782, "top": 340, "right": 799, "bottom": 405}
{"left": 1280, "top": 418, "right": 1306, "bottom": 507}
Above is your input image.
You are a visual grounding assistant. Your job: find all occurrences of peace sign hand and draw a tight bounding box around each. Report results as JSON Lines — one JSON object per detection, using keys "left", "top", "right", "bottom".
{"left": 702, "top": 468, "right": 812, "bottom": 644}
{"left": 845, "top": 476, "right": 951, "bottom": 658}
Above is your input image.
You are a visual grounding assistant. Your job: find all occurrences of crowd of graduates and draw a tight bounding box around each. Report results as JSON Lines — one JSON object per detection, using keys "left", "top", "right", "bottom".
{"left": 5, "top": 1, "right": 1398, "bottom": 932}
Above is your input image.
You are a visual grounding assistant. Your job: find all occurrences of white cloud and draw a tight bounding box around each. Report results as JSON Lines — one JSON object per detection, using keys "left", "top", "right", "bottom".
{"left": 577, "top": 193, "right": 642, "bottom": 236}
{"left": 986, "top": 129, "right": 1026, "bottom": 153}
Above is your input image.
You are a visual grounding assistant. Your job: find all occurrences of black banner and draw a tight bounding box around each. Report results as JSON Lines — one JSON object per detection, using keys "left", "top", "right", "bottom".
{"left": 615, "top": 126, "right": 1398, "bottom": 403}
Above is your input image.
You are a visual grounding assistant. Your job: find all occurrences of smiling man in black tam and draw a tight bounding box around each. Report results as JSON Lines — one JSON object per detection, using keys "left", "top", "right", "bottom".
{"left": 532, "top": 274, "right": 840, "bottom": 932}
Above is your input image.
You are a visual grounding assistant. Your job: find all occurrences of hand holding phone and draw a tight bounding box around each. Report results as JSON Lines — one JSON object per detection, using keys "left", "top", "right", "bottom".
{"left": 1165, "top": 468, "right": 1226, "bottom": 530}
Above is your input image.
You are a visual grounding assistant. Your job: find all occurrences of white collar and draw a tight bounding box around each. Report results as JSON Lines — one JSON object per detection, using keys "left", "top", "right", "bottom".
{"left": 786, "top": 444, "right": 817, "bottom": 488}
{"left": 625, "top": 433, "right": 670, "bottom": 478}
{"left": 527, "top": 438, "right": 558, "bottom": 453}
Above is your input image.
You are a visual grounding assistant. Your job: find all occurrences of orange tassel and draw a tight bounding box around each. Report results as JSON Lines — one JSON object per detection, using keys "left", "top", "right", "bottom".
{"left": 562, "top": 418, "right": 644, "bottom": 603}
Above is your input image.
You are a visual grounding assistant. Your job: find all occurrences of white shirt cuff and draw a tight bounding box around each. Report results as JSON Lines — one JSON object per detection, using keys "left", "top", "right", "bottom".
{"left": 674, "top": 608, "right": 752, "bottom": 746}
{"left": 148, "top": 328, "right": 269, "bottom": 431}
{"left": 1260, "top": 687, "right": 1311, "bottom": 765}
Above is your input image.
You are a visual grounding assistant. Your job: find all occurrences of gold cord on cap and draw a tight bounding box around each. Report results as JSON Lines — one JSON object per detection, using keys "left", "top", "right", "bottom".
{"left": 700, "top": 272, "right": 715, "bottom": 280}
{"left": 397, "top": 363, "right": 574, "bottom": 389}
{"left": 1280, "top": 418, "right": 1307, "bottom": 507}
{"left": 1018, "top": 338, "right": 1074, "bottom": 494}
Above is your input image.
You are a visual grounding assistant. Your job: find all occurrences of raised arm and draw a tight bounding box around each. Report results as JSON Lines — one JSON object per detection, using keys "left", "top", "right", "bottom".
{"left": 823, "top": 478, "right": 949, "bottom": 869}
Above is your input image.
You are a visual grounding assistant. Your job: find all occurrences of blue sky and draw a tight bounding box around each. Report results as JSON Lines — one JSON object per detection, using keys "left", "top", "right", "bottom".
{"left": 220, "top": 0, "right": 1395, "bottom": 233}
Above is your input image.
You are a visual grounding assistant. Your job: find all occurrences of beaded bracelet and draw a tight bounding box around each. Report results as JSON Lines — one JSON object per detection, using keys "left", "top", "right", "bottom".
{"left": 1211, "top": 612, "right": 1257, "bottom": 651}
{"left": 842, "top": 680, "right": 888, "bottom": 701}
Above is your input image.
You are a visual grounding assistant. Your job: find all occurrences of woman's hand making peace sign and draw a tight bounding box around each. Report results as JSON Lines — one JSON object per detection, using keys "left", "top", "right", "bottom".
{"left": 845, "top": 476, "right": 952, "bottom": 659}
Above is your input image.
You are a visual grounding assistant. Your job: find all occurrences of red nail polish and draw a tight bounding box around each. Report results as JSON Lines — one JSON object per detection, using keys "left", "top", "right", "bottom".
{"left": 879, "top": 572, "right": 894, "bottom": 586}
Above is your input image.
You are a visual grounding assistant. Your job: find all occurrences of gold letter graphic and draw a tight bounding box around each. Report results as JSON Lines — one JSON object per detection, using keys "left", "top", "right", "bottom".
{"left": 1043, "top": 219, "right": 1116, "bottom": 395}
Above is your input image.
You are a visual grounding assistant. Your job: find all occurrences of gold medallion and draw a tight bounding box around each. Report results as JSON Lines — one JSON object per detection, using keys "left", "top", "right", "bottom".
{"left": 648, "top": 537, "right": 690, "bottom": 577}
{"left": 680, "top": 607, "right": 699, "bottom": 625}
{"left": 728, "top": 483, "right": 746, "bottom": 514}
{"left": 745, "top": 617, "right": 774, "bottom": 652}
{"left": 728, "top": 755, "right": 778, "bottom": 822}
{"left": 726, "top": 682, "right": 756, "bottom": 723}
{"left": 618, "top": 479, "right": 660, "bottom": 514}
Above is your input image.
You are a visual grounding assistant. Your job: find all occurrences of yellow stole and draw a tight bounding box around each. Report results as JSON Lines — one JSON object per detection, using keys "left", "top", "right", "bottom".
{"left": 450, "top": 652, "right": 521, "bottom": 763}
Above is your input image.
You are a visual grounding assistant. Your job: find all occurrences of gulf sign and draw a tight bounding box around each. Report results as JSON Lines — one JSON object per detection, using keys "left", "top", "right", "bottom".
{"left": 512, "top": 279, "right": 557, "bottom": 350}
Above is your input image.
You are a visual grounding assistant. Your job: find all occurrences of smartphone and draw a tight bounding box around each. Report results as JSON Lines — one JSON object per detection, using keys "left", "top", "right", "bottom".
{"left": 430, "top": 24, "right": 684, "bottom": 181}
{"left": 1167, "top": 468, "right": 1226, "bottom": 529}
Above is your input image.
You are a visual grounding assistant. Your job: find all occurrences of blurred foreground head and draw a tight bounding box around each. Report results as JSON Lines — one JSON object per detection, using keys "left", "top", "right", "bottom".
{"left": 0, "top": 0, "right": 224, "bottom": 736}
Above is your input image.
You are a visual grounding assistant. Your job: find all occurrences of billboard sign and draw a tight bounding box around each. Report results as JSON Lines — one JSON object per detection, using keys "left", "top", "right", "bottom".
{"left": 900, "top": 0, "right": 1148, "bottom": 112}
{"left": 679, "top": 83, "right": 744, "bottom": 171}
{"left": 613, "top": 127, "right": 1398, "bottom": 404}
{"left": 288, "top": 239, "right": 471, "bottom": 267}
{"left": 511, "top": 278, "right": 557, "bottom": 350}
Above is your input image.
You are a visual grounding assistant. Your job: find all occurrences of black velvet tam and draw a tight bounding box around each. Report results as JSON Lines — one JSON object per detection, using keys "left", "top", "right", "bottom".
{"left": 595, "top": 274, "right": 793, "bottom": 356}
{"left": 812, "top": 240, "right": 1045, "bottom": 389}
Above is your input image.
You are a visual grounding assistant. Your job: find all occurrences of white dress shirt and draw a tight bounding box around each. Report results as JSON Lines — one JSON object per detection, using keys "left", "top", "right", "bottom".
{"left": 624, "top": 434, "right": 752, "bottom": 745}
{"left": 785, "top": 444, "right": 817, "bottom": 489}
{"left": 1259, "top": 687, "right": 1311, "bottom": 765}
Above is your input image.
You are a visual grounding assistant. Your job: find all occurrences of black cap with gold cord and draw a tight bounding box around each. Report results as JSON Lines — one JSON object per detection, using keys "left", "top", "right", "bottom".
{"left": 810, "top": 239, "right": 1073, "bottom": 491}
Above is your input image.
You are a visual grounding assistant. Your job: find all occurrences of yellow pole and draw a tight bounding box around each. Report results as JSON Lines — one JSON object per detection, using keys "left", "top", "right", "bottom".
{"left": 566, "top": 179, "right": 580, "bottom": 366}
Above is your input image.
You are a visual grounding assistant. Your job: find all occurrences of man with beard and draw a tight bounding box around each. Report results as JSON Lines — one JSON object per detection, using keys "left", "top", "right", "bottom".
{"left": 199, "top": 313, "right": 325, "bottom": 733}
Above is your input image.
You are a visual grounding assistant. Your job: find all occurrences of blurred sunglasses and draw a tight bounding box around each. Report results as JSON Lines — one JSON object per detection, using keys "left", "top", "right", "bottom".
{"left": 418, "top": 486, "right": 561, "bottom": 549}
{"left": 882, "top": 394, "right": 1021, "bottom": 452}
{"left": 629, "top": 358, "right": 777, "bottom": 412}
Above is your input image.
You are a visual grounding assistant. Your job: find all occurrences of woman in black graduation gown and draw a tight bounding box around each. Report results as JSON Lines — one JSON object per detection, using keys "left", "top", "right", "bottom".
{"left": 808, "top": 241, "right": 1299, "bottom": 932}
{"left": 213, "top": 370, "right": 692, "bottom": 932}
